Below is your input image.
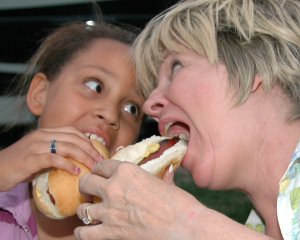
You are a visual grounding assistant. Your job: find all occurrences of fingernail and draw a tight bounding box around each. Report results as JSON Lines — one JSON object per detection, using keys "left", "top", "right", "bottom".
{"left": 168, "top": 164, "right": 174, "bottom": 173}
{"left": 74, "top": 166, "right": 81, "bottom": 174}
{"left": 97, "top": 154, "right": 105, "bottom": 162}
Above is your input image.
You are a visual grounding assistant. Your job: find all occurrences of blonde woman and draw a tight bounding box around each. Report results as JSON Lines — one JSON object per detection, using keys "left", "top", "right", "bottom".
{"left": 76, "top": 1, "right": 300, "bottom": 239}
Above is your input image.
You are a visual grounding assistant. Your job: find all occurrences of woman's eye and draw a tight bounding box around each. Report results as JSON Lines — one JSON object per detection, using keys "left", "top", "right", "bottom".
{"left": 123, "top": 103, "right": 140, "bottom": 118}
{"left": 85, "top": 79, "right": 103, "bottom": 93}
{"left": 171, "top": 60, "right": 182, "bottom": 75}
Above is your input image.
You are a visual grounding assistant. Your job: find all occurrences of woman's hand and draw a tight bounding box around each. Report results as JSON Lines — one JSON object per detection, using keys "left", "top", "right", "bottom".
{"left": 0, "top": 126, "right": 101, "bottom": 191}
{"left": 75, "top": 159, "right": 201, "bottom": 240}
{"left": 75, "top": 160, "right": 273, "bottom": 240}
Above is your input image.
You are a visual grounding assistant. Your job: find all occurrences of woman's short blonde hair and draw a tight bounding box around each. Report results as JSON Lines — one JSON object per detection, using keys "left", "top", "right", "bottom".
{"left": 133, "top": 0, "right": 300, "bottom": 119}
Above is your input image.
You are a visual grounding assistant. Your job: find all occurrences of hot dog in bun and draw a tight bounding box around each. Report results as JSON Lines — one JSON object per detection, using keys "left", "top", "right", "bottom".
{"left": 112, "top": 135, "right": 187, "bottom": 178}
{"left": 33, "top": 135, "right": 187, "bottom": 220}
{"left": 32, "top": 138, "right": 109, "bottom": 219}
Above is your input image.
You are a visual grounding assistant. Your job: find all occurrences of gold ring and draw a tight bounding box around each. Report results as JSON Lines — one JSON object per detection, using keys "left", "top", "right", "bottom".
{"left": 82, "top": 203, "right": 93, "bottom": 225}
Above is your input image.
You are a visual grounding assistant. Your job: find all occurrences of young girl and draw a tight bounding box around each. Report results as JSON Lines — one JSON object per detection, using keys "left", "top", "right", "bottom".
{"left": 0, "top": 21, "right": 145, "bottom": 239}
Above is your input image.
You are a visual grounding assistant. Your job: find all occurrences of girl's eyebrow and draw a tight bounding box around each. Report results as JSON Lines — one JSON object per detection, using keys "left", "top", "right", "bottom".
{"left": 81, "top": 64, "right": 115, "bottom": 78}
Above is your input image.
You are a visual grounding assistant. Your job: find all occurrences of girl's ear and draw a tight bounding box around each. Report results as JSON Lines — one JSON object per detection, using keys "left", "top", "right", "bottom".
{"left": 26, "top": 72, "right": 49, "bottom": 116}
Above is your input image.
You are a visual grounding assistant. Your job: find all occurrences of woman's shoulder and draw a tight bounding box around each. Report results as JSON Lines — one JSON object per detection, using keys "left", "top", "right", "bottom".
{"left": 277, "top": 138, "right": 300, "bottom": 239}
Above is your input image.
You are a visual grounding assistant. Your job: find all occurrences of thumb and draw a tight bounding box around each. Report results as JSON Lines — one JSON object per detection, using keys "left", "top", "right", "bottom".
{"left": 161, "top": 164, "right": 175, "bottom": 184}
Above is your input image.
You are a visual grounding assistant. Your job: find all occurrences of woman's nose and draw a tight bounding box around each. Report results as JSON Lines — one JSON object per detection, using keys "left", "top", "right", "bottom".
{"left": 142, "top": 87, "right": 168, "bottom": 121}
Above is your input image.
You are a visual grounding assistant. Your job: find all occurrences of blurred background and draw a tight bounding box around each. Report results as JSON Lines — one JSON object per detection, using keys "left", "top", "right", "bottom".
{"left": 0, "top": 0, "right": 253, "bottom": 224}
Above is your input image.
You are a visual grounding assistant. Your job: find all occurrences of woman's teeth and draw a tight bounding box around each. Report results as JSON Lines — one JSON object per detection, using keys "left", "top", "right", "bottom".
{"left": 178, "top": 133, "right": 189, "bottom": 141}
{"left": 164, "top": 122, "right": 189, "bottom": 141}
{"left": 164, "top": 122, "right": 174, "bottom": 135}
{"left": 85, "top": 133, "right": 106, "bottom": 146}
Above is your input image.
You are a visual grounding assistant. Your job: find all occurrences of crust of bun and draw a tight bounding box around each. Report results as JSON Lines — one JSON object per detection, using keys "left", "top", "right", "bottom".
{"left": 48, "top": 158, "right": 90, "bottom": 217}
{"left": 112, "top": 135, "right": 187, "bottom": 178}
{"left": 32, "top": 139, "right": 108, "bottom": 219}
{"left": 91, "top": 140, "right": 109, "bottom": 159}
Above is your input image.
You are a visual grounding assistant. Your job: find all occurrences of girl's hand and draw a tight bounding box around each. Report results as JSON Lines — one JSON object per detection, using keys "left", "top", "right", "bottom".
{"left": 0, "top": 126, "right": 102, "bottom": 191}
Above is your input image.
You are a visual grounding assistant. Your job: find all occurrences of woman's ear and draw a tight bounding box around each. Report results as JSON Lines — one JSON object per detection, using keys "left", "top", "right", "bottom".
{"left": 251, "top": 75, "right": 263, "bottom": 93}
{"left": 26, "top": 72, "right": 49, "bottom": 116}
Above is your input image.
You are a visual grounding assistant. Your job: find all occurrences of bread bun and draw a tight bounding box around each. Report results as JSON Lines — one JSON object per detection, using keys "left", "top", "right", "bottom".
{"left": 112, "top": 135, "right": 187, "bottom": 178}
{"left": 32, "top": 139, "right": 109, "bottom": 219}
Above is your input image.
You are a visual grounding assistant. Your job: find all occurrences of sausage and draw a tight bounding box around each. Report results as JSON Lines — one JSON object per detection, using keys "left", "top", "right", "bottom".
{"left": 138, "top": 137, "right": 180, "bottom": 165}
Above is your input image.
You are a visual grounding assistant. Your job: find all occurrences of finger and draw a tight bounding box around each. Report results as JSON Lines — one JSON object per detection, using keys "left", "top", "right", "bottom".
{"left": 29, "top": 152, "right": 82, "bottom": 175}
{"left": 27, "top": 140, "right": 94, "bottom": 174}
{"left": 41, "top": 126, "right": 87, "bottom": 139}
{"left": 37, "top": 127, "right": 102, "bottom": 163}
{"left": 50, "top": 133, "right": 101, "bottom": 163}
{"left": 79, "top": 173, "right": 105, "bottom": 197}
{"left": 92, "top": 159, "right": 130, "bottom": 178}
{"left": 74, "top": 224, "right": 109, "bottom": 240}
{"left": 48, "top": 140, "right": 96, "bottom": 169}
{"left": 77, "top": 203, "right": 102, "bottom": 225}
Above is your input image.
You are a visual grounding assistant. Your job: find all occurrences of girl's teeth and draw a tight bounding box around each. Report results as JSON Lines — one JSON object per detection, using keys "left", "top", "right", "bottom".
{"left": 85, "top": 133, "right": 106, "bottom": 146}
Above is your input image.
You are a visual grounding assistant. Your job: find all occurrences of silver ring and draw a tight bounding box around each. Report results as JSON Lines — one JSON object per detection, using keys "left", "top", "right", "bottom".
{"left": 82, "top": 203, "right": 94, "bottom": 225}
{"left": 50, "top": 139, "right": 57, "bottom": 154}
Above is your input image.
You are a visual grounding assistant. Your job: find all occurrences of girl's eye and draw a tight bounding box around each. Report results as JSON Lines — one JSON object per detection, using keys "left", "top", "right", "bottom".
{"left": 123, "top": 103, "right": 140, "bottom": 118}
{"left": 85, "top": 79, "right": 103, "bottom": 93}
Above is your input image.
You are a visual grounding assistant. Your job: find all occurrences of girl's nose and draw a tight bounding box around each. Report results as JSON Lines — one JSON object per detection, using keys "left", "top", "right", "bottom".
{"left": 98, "top": 114, "right": 119, "bottom": 129}
{"left": 94, "top": 106, "right": 120, "bottom": 130}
